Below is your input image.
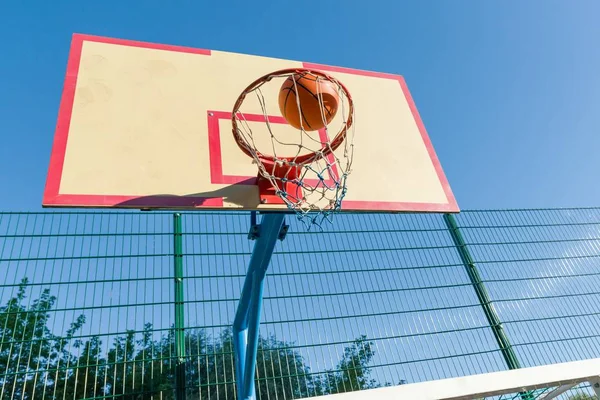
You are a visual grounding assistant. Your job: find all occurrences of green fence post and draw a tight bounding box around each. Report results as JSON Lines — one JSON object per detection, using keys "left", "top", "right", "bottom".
{"left": 173, "top": 213, "right": 186, "bottom": 400}
{"left": 443, "top": 213, "right": 522, "bottom": 370}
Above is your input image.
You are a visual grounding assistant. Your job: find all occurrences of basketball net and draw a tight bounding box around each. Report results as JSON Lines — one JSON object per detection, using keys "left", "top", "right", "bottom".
{"left": 232, "top": 69, "right": 355, "bottom": 229}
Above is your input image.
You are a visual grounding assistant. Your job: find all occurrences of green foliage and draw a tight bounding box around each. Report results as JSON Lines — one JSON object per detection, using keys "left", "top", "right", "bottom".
{"left": 0, "top": 278, "right": 87, "bottom": 399}
{"left": 470, "top": 389, "right": 598, "bottom": 400}
{"left": 0, "top": 279, "right": 387, "bottom": 399}
{"left": 567, "top": 393, "right": 598, "bottom": 400}
{"left": 320, "top": 334, "right": 379, "bottom": 395}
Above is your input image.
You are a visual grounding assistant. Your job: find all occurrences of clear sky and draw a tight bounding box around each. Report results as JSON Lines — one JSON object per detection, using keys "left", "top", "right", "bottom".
{"left": 1, "top": 3, "right": 600, "bottom": 393}
{"left": 1, "top": 0, "right": 600, "bottom": 211}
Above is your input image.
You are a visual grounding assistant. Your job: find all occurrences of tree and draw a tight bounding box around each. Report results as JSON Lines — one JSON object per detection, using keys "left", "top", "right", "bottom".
{"left": 185, "top": 329, "right": 318, "bottom": 399}
{"left": 0, "top": 278, "right": 86, "bottom": 399}
{"left": 319, "top": 334, "right": 379, "bottom": 395}
{"left": 567, "top": 393, "right": 598, "bottom": 400}
{"left": 1, "top": 279, "right": 388, "bottom": 399}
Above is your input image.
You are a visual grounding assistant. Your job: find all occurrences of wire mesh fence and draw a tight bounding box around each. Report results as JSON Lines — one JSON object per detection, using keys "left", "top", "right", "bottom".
{"left": 0, "top": 208, "right": 599, "bottom": 399}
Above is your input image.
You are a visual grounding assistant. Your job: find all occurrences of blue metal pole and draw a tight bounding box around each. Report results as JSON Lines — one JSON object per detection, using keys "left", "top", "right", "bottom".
{"left": 233, "top": 213, "right": 285, "bottom": 400}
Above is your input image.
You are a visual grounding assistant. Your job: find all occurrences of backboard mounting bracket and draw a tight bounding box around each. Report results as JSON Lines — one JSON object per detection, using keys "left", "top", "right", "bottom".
{"left": 248, "top": 211, "right": 289, "bottom": 241}
{"left": 248, "top": 211, "right": 259, "bottom": 240}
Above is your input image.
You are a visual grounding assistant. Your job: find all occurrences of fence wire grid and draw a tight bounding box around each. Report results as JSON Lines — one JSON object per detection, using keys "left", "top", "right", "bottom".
{"left": 0, "top": 208, "right": 599, "bottom": 399}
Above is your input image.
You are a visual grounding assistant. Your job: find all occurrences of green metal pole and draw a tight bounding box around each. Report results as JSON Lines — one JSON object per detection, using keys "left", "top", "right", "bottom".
{"left": 173, "top": 213, "right": 186, "bottom": 400}
{"left": 443, "top": 214, "right": 522, "bottom": 370}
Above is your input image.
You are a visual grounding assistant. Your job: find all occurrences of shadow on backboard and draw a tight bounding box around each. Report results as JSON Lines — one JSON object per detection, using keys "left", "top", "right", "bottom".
{"left": 115, "top": 178, "right": 259, "bottom": 210}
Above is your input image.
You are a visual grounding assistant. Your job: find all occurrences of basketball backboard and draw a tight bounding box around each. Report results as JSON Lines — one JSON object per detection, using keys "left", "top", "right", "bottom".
{"left": 43, "top": 33, "right": 459, "bottom": 213}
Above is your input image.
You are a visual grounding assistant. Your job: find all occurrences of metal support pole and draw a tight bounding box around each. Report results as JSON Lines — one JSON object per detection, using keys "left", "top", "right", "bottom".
{"left": 173, "top": 213, "right": 186, "bottom": 400}
{"left": 444, "top": 214, "right": 522, "bottom": 370}
{"left": 233, "top": 213, "right": 286, "bottom": 400}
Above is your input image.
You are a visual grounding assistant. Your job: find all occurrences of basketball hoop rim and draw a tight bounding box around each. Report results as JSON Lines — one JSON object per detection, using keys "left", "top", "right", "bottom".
{"left": 231, "top": 68, "right": 354, "bottom": 168}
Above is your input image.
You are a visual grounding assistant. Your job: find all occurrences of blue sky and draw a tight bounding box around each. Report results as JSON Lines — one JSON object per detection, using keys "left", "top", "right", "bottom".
{"left": 2, "top": 1, "right": 600, "bottom": 211}
{"left": 1, "top": 4, "right": 600, "bottom": 397}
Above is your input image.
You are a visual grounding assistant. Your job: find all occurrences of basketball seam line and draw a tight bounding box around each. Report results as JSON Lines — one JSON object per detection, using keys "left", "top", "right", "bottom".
{"left": 295, "top": 80, "right": 334, "bottom": 118}
{"left": 281, "top": 87, "right": 296, "bottom": 124}
{"left": 282, "top": 86, "right": 314, "bottom": 131}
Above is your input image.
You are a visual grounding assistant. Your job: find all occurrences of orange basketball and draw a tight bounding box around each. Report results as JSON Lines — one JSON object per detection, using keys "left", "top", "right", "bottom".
{"left": 278, "top": 73, "right": 339, "bottom": 131}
